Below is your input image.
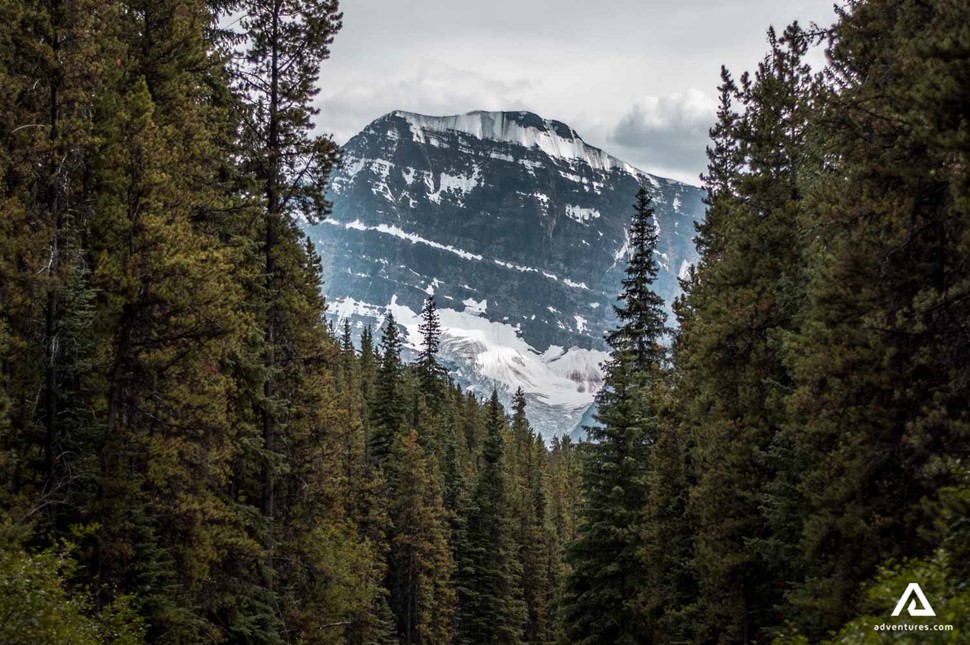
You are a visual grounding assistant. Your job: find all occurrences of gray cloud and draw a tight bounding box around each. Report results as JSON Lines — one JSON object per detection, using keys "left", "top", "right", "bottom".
{"left": 317, "top": 62, "right": 533, "bottom": 144}
{"left": 314, "top": 0, "right": 838, "bottom": 184}
{"left": 607, "top": 90, "right": 717, "bottom": 184}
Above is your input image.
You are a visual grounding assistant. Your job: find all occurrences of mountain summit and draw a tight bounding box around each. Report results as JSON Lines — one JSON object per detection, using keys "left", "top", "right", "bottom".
{"left": 304, "top": 110, "right": 706, "bottom": 437}
{"left": 386, "top": 110, "right": 638, "bottom": 173}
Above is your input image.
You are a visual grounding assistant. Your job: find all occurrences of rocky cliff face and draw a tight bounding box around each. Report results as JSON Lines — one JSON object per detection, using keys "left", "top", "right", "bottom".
{"left": 303, "top": 110, "right": 706, "bottom": 438}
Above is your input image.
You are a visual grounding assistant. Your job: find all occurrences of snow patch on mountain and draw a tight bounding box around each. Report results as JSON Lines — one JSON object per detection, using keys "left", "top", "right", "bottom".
{"left": 565, "top": 204, "right": 601, "bottom": 223}
{"left": 613, "top": 228, "right": 631, "bottom": 264}
{"left": 329, "top": 296, "right": 384, "bottom": 323}
{"left": 322, "top": 219, "right": 484, "bottom": 261}
{"left": 382, "top": 295, "right": 607, "bottom": 418}
{"left": 562, "top": 278, "right": 589, "bottom": 290}
{"left": 394, "top": 110, "right": 643, "bottom": 176}
{"left": 462, "top": 297, "right": 487, "bottom": 315}
{"left": 429, "top": 164, "right": 481, "bottom": 205}
{"left": 678, "top": 259, "right": 693, "bottom": 281}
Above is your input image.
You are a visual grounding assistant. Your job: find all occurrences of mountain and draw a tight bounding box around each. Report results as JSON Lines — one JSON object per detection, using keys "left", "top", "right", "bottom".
{"left": 303, "top": 110, "right": 706, "bottom": 438}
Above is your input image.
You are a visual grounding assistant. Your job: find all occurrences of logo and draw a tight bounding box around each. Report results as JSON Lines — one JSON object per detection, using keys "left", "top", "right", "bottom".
{"left": 891, "top": 583, "right": 935, "bottom": 617}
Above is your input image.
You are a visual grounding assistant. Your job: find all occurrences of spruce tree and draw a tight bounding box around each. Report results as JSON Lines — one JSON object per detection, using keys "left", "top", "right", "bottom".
{"left": 675, "top": 24, "right": 813, "bottom": 641}
{"left": 230, "top": 0, "right": 342, "bottom": 548}
{"left": 417, "top": 296, "right": 446, "bottom": 400}
{"left": 783, "top": 1, "right": 970, "bottom": 634}
{"left": 370, "top": 313, "right": 405, "bottom": 463}
{"left": 386, "top": 429, "right": 456, "bottom": 644}
{"left": 562, "top": 186, "right": 666, "bottom": 644}
{"left": 509, "top": 390, "right": 555, "bottom": 643}
{"left": 456, "top": 391, "right": 526, "bottom": 644}
{"left": 638, "top": 380, "right": 697, "bottom": 641}
{"left": 340, "top": 318, "right": 354, "bottom": 353}
{"left": 359, "top": 324, "right": 377, "bottom": 400}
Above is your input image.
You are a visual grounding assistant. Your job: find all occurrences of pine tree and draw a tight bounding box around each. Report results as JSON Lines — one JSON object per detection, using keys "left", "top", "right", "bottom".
{"left": 675, "top": 24, "right": 814, "bottom": 641}
{"left": 456, "top": 391, "right": 526, "bottom": 644}
{"left": 386, "top": 429, "right": 456, "bottom": 644}
{"left": 89, "top": 57, "right": 249, "bottom": 642}
{"left": 230, "top": 0, "right": 342, "bottom": 553}
{"left": 783, "top": 1, "right": 970, "bottom": 634}
{"left": 0, "top": 0, "right": 113, "bottom": 540}
{"left": 417, "top": 296, "right": 446, "bottom": 401}
{"left": 562, "top": 186, "right": 666, "bottom": 644}
{"left": 370, "top": 313, "right": 405, "bottom": 463}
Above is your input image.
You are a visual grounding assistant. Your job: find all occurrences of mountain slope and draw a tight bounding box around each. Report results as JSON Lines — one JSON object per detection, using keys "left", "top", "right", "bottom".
{"left": 304, "top": 110, "right": 706, "bottom": 437}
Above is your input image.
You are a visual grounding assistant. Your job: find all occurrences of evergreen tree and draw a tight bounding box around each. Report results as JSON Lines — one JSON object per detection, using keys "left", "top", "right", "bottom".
{"left": 456, "top": 391, "right": 526, "bottom": 644}
{"left": 638, "top": 378, "right": 697, "bottom": 641}
{"left": 387, "top": 429, "right": 456, "bottom": 644}
{"left": 417, "top": 296, "right": 446, "bottom": 400}
{"left": 359, "top": 324, "right": 377, "bottom": 402}
{"left": 509, "top": 390, "right": 555, "bottom": 643}
{"left": 370, "top": 313, "right": 405, "bottom": 463}
{"left": 0, "top": 0, "right": 110, "bottom": 539}
{"left": 89, "top": 70, "right": 248, "bottom": 639}
{"left": 230, "top": 0, "right": 342, "bottom": 554}
{"left": 340, "top": 318, "right": 354, "bottom": 353}
{"left": 783, "top": 1, "right": 970, "bottom": 634}
{"left": 561, "top": 186, "right": 666, "bottom": 644}
{"left": 676, "top": 24, "right": 814, "bottom": 641}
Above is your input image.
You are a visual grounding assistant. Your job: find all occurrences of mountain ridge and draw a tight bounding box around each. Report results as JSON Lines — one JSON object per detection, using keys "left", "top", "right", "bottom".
{"left": 306, "top": 109, "right": 706, "bottom": 438}
{"left": 383, "top": 109, "right": 647, "bottom": 177}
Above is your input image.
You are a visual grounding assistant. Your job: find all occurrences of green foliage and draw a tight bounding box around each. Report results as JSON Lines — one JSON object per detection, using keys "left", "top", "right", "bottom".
{"left": 370, "top": 313, "right": 406, "bottom": 463}
{"left": 507, "top": 389, "right": 557, "bottom": 643}
{"left": 639, "top": 380, "right": 697, "bottom": 642}
{"left": 811, "top": 553, "right": 968, "bottom": 645}
{"left": 0, "top": 534, "right": 145, "bottom": 645}
{"left": 286, "top": 521, "right": 389, "bottom": 644}
{"left": 386, "top": 430, "right": 456, "bottom": 643}
{"left": 562, "top": 187, "right": 666, "bottom": 644}
{"left": 780, "top": 1, "right": 970, "bottom": 634}
{"left": 1, "top": 0, "right": 966, "bottom": 642}
{"left": 456, "top": 392, "right": 527, "bottom": 644}
{"left": 635, "top": 2, "right": 970, "bottom": 642}
{"left": 417, "top": 296, "right": 446, "bottom": 400}
{"left": 778, "top": 483, "right": 970, "bottom": 644}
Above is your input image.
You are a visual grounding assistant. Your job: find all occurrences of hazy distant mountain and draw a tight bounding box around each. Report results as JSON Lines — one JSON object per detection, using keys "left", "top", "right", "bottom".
{"left": 304, "top": 110, "right": 705, "bottom": 438}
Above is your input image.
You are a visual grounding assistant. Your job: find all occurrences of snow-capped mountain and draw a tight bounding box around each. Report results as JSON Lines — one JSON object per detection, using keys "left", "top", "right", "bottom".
{"left": 304, "top": 110, "right": 706, "bottom": 438}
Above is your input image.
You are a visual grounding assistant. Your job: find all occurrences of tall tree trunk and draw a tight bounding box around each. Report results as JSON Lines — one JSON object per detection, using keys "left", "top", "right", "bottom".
{"left": 260, "top": 0, "right": 282, "bottom": 585}
{"left": 43, "top": 15, "right": 62, "bottom": 493}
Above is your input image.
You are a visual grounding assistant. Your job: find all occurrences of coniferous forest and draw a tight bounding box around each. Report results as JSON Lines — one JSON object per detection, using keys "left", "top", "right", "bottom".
{"left": 0, "top": 0, "right": 968, "bottom": 643}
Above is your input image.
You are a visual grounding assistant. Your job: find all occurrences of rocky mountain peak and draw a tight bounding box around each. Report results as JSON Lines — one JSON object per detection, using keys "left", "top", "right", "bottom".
{"left": 372, "top": 110, "right": 638, "bottom": 175}
{"left": 305, "top": 109, "right": 706, "bottom": 438}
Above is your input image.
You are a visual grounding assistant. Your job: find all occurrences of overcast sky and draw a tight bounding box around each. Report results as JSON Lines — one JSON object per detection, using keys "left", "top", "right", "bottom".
{"left": 315, "top": 0, "right": 839, "bottom": 185}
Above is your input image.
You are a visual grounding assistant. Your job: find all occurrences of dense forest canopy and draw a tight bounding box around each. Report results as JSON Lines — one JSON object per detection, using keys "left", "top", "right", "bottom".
{"left": 0, "top": 0, "right": 967, "bottom": 643}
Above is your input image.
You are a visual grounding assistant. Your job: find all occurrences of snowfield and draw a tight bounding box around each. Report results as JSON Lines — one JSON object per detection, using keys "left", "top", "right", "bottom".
{"left": 332, "top": 295, "right": 609, "bottom": 438}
